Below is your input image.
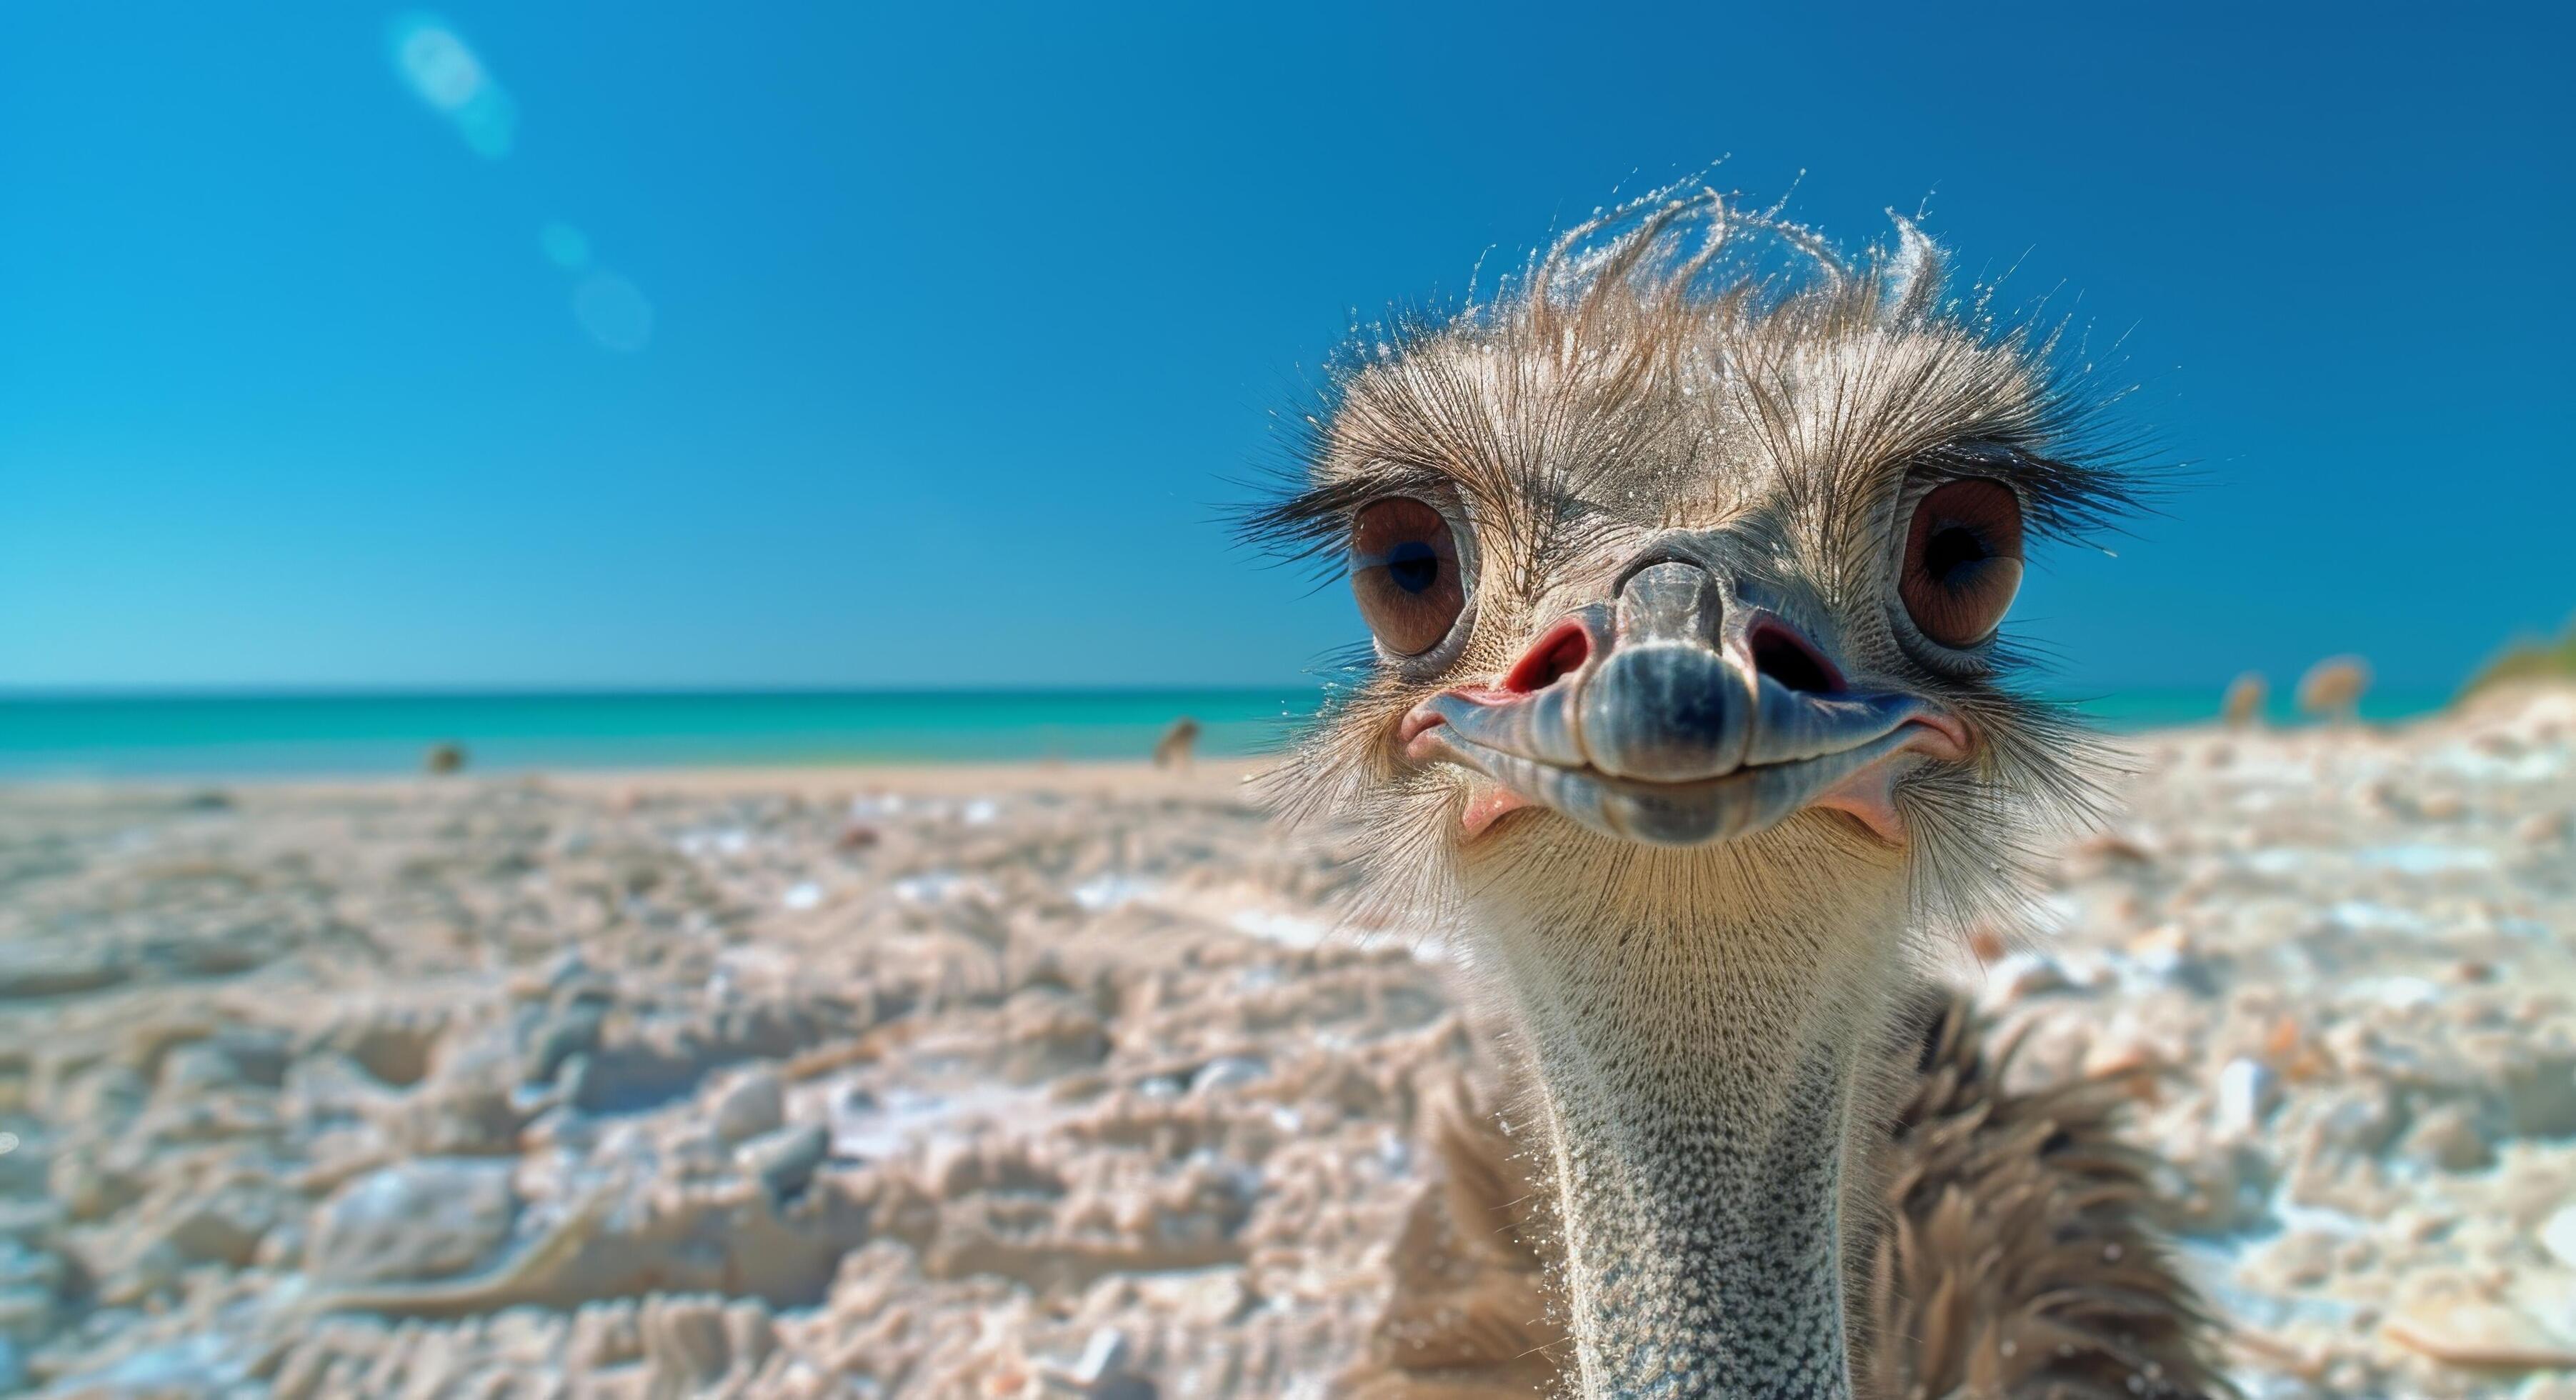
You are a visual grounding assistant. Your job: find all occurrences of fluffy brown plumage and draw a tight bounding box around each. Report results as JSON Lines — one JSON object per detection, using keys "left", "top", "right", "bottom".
{"left": 1343, "top": 994, "right": 2227, "bottom": 1400}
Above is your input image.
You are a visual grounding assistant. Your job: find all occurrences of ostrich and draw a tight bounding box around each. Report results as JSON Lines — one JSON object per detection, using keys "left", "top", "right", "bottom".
{"left": 1244, "top": 189, "right": 2225, "bottom": 1399}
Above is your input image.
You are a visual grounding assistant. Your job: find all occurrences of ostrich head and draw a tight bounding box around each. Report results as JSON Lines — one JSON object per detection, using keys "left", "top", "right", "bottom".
{"left": 1247, "top": 188, "right": 2140, "bottom": 1398}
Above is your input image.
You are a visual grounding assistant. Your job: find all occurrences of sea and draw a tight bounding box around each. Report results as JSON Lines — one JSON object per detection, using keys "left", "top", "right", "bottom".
{"left": 0, "top": 686, "right": 2450, "bottom": 781}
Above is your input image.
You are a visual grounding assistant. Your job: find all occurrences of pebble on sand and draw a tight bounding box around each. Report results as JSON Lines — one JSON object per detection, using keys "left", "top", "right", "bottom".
{"left": 2385, "top": 1299, "right": 2576, "bottom": 1369}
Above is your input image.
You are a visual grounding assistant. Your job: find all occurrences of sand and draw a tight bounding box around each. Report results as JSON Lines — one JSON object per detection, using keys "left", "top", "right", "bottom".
{"left": 1, "top": 689, "right": 2572, "bottom": 1399}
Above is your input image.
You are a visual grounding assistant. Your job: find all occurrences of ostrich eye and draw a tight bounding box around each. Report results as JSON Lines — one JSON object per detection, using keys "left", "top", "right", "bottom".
{"left": 1350, "top": 497, "right": 1465, "bottom": 656}
{"left": 1899, "top": 478, "right": 2025, "bottom": 649}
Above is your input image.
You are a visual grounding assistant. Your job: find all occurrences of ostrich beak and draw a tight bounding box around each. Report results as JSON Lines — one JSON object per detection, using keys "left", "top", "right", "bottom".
{"left": 1399, "top": 561, "right": 1970, "bottom": 845}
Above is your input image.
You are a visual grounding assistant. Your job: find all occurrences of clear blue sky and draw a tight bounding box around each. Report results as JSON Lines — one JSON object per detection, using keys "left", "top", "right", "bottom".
{"left": 3, "top": 2, "right": 2567, "bottom": 693}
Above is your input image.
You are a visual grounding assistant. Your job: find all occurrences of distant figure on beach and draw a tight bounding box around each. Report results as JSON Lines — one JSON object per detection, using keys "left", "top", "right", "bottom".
{"left": 424, "top": 741, "right": 468, "bottom": 774}
{"left": 2297, "top": 655, "right": 2372, "bottom": 724}
{"left": 1151, "top": 717, "right": 1199, "bottom": 770}
{"left": 2222, "top": 671, "right": 2268, "bottom": 727}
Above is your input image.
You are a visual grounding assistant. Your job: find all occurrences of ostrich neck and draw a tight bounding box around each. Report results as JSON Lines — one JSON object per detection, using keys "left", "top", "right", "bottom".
{"left": 1481, "top": 893, "right": 1902, "bottom": 1400}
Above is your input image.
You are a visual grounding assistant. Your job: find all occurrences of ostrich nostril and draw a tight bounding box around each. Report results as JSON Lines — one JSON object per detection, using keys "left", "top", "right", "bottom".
{"left": 1750, "top": 623, "right": 1844, "bottom": 694}
{"left": 1504, "top": 621, "right": 1591, "bottom": 694}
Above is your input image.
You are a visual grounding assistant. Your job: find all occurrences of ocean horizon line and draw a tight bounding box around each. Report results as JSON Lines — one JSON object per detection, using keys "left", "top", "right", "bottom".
{"left": 0, "top": 684, "right": 2455, "bottom": 781}
{"left": 0, "top": 681, "right": 1334, "bottom": 701}
{"left": 0, "top": 679, "right": 2436, "bottom": 701}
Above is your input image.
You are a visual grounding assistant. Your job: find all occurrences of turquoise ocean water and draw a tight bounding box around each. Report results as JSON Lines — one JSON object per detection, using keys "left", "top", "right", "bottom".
{"left": 0, "top": 687, "right": 2448, "bottom": 780}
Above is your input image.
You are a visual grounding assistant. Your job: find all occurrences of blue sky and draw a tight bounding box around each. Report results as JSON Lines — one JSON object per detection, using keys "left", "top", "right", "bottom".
{"left": 2, "top": 2, "right": 2567, "bottom": 693}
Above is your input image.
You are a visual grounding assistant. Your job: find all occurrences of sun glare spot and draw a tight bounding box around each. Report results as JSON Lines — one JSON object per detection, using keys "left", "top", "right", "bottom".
{"left": 539, "top": 221, "right": 592, "bottom": 271}
{"left": 573, "top": 271, "right": 654, "bottom": 352}
{"left": 388, "top": 13, "right": 517, "bottom": 159}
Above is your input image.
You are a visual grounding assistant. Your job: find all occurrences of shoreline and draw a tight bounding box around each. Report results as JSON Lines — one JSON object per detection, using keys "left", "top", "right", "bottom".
{"left": 0, "top": 694, "right": 2518, "bottom": 796}
{"left": 0, "top": 684, "right": 2485, "bottom": 789}
{"left": 0, "top": 756, "right": 1278, "bottom": 800}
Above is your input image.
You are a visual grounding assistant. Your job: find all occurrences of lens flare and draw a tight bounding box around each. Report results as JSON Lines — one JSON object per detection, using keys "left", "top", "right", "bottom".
{"left": 387, "top": 13, "right": 517, "bottom": 159}
{"left": 539, "top": 221, "right": 592, "bottom": 271}
{"left": 573, "top": 271, "right": 654, "bottom": 353}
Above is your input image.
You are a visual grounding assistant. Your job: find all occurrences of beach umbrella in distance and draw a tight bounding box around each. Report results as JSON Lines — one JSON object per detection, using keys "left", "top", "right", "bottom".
{"left": 2221, "top": 672, "right": 2268, "bottom": 728}
{"left": 2297, "top": 656, "right": 2372, "bottom": 724}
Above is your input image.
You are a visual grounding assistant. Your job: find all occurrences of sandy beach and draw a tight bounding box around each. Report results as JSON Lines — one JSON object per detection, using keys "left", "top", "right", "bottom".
{"left": 3, "top": 689, "right": 2573, "bottom": 1399}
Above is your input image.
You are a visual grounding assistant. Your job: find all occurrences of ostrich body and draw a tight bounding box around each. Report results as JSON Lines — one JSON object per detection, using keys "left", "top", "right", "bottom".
{"left": 1248, "top": 191, "right": 2222, "bottom": 1399}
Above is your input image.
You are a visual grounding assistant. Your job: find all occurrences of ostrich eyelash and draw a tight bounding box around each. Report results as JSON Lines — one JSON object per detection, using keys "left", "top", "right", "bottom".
{"left": 1237, "top": 196, "right": 2157, "bottom": 617}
